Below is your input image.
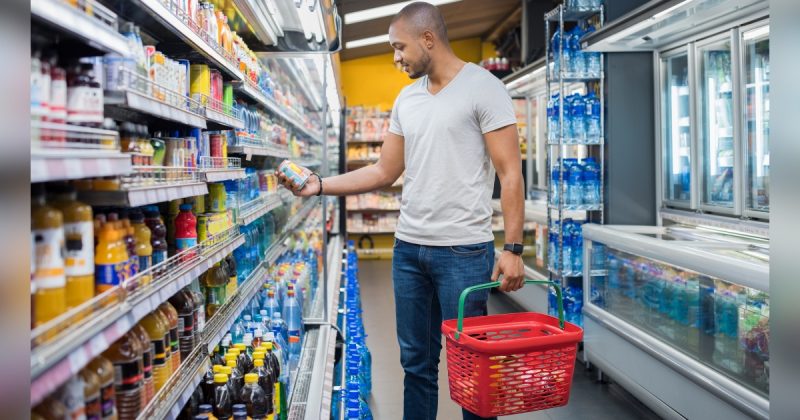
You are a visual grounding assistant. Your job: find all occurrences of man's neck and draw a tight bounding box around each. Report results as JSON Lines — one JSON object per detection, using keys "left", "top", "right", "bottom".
{"left": 426, "top": 53, "right": 465, "bottom": 94}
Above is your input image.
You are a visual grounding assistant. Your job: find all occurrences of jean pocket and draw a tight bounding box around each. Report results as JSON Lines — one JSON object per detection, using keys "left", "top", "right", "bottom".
{"left": 448, "top": 243, "right": 487, "bottom": 256}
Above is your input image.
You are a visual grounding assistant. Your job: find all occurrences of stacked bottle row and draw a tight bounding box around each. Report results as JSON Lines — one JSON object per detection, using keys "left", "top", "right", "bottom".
{"left": 550, "top": 24, "right": 602, "bottom": 79}
{"left": 333, "top": 241, "right": 373, "bottom": 420}
{"left": 550, "top": 158, "right": 601, "bottom": 209}
{"left": 546, "top": 92, "right": 601, "bottom": 144}
{"left": 548, "top": 219, "right": 585, "bottom": 277}
{"left": 32, "top": 288, "right": 205, "bottom": 420}
{"left": 548, "top": 285, "right": 584, "bottom": 328}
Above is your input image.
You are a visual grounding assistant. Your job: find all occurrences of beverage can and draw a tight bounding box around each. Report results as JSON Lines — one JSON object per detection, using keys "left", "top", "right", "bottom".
{"left": 208, "top": 183, "right": 227, "bottom": 213}
{"left": 210, "top": 133, "right": 223, "bottom": 158}
{"left": 278, "top": 160, "right": 311, "bottom": 190}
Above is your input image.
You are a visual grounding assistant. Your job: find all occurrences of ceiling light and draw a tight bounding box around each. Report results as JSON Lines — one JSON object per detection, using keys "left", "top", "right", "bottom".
{"left": 344, "top": 0, "right": 461, "bottom": 25}
{"left": 743, "top": 25, "right": 769, "bottom": 40}
{"left": 346, "top": 34, "right": 390, "bottom": 49}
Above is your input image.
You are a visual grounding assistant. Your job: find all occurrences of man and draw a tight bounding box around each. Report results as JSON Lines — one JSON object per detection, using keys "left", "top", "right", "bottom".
{"left": 276, "top": 2, "right": 525, "bottom": 419}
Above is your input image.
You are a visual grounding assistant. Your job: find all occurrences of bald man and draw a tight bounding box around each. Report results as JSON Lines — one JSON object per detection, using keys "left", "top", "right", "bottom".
{"left": 277, "top": 2, "right": 524, "bottom": 419}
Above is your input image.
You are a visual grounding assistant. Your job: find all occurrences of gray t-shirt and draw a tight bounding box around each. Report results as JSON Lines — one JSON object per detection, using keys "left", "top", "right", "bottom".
{"left": 389, "top": 62, "right": 516, "bottom": 246}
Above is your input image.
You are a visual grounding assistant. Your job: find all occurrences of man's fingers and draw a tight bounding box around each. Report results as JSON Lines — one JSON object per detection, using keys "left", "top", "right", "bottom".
{"left": 491, "top": 263, "right": 500, "bottom": 282}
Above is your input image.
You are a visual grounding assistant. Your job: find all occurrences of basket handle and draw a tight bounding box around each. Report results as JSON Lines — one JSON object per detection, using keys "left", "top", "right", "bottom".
{"left": 455, "top": 280, "right": 564, "bottom": 340}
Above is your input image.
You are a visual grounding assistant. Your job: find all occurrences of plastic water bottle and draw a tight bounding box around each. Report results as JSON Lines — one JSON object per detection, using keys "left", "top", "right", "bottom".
{"left": 271, "top": 312, "right": 288, "bottom": 346}
{"left": 550, "top": 161, "right": 561, "bottom": 204}
{"left": 561, "top": 220, "right": 574, "bottom": 275}
{"left": 571, "top": 223, "right": 583, "bottom": 275}
{"left": 566, "top": 159, "right": 583, "bottom": 207}
{"left": 283, "top": 290, "right": 303, "bottom": 339}
{"left": 547, "top": 94, "right": 559, "bottom": 141}
{"left": 584, "top": 26, "right": 601, "bottom": 77}
{"left": 569, "top": 27, "right": 585, "bottom": 77}
{"left": 287, "top": 336, "right": 301, "bottom": 380}
{"left": 231, "top": 317, "right": 246, "bottom": 344}
{"left": 582, "top": 158, "right": 600, "bottom": 206}
{"left": 585, "top": 92, "right": 601, "bottom": 141}
{"left": 571, "top": 94, "right": 586, "bottom": 143}
{"left": 550, "top": 27, "right": 562, "bottom": 76}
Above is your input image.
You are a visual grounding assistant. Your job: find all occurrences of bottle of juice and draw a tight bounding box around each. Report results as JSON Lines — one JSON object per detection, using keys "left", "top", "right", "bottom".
{"left": 139, "top": 312, "right": 170, "bottom": 392}
{"left": 130, "top": 211, "right": 153, "bottom": 286}
{"left": 32, "top": 186, "right": 66, "bottom": 326}
{"left": 223, "top": 362, "right": 243, "bottom": 405}
{"left": 131, "top": 324, "right": 155, "bottom": 406}
{"left": 79, "top": 364, "right": 102, "bottom": 420}
{"left": 225, "top": 254, "right": 237, "bottom": 298}
{"left": 175, "top": 203, "right": 198, "bottom": 258}
{"left": 189, "top": 279, "right": 206, "bottom": 334}
{"left": 169, "top": 288, "right": 196, "bottom": 361}
{"left": 166, "top": 199, "right": 181, "bottom": 253}
{"left": 48, "top": 183, "right": 94, "bottom": 309}
{"left": 122, "top": 217, "right": 139, "bottom": 280}
{"left": 95, "top": 223, "right": 128, "bottom": 294}
{"left": 143, "top": 207, "right": 168, "bottom": 266}
{"left": 103, "top": 331, "right": 143, "bottom": 420}
{"left": 87, "top": 356, "right": 116, "bottom": 420}
{"left": 250, "top": 358, "right": 274, "bottom": 417}
{"left": 158, "top": 302, "right": 181, "bottom": 371}
{"left": 105, "top": 212, "right": 133, "bottom": 286}
{"left": 213, "top": 373, "right": 232, "bottom": 420}
{"left": 202, "top": 263, "right": 228, "bottom": 317}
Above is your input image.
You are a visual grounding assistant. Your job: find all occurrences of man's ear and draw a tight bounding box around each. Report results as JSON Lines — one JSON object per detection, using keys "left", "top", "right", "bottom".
{"left": 423, "top": 30, "right": 435, "bottom": 49}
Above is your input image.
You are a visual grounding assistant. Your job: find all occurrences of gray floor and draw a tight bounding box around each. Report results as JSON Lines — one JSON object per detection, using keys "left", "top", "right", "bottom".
{"left": 358, "top": 260, "right": 660, "bottom": 420}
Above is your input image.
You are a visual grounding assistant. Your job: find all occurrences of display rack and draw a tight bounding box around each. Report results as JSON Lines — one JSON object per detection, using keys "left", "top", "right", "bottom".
{"left": 236, "top": 193, "right": 283, "bottom": 226}
{"left": 545, "top": 4, "right": 605, "bottom": 294}
{"left": 77, "top": 180, "right": 209, "bottom": 207}
{"left": 233, "top": 81, "right": 323, "bottom": 143}
{"left": 31, "top": 0, "right": 130, "bottom": 57}
{"left": 30, "top": 228, "right": 245, "bottom": 406}
{"left": 198, "top": 157, "right": 246, "bottom": 182}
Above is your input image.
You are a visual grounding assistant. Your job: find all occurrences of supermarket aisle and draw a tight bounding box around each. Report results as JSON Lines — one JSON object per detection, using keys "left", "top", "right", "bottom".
{"left": 358, "top": 259, "right": 660, "bottom": 420}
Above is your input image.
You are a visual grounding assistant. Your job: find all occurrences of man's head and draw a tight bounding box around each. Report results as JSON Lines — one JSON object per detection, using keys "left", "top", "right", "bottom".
{"left": 389, "top": 2, "right": 450, "bottom": 79}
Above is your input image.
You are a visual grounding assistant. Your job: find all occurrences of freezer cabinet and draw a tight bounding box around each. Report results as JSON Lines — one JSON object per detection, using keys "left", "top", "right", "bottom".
{"left": 581, "top": 224, "right": 768, "bottom": 419}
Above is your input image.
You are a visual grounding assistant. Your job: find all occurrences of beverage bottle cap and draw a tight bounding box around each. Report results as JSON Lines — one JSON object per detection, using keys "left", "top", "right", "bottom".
{"left": 289, "top": 336, "right": 300, "bottom": 343}
{"left": 212, "top": 365, "right": 224, "bottom": 373}
{"left": 252, "top": 351, "right": 265, "bottom": 360}
{"left": 226, "top": 360, "right": 237, "bottom": 368}
{"left": 233, "top": 343, "right": 247, "bottom": 351}
{"left": 254, "top": 358, "right": 265, "bottom": 367}
{"left": 221, "top": 366, "right": 232, "bottom": 375}
{"left": 214, "top": 373, "right": 228, "bottom": 383}
{"left": 244, "top": 373, "right": 258, "bottom": 384}
{"left": 262, "top": 341, "right": 273, "bottom": 350}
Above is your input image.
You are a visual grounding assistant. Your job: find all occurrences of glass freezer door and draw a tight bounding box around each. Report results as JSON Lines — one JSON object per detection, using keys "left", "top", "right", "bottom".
{"left": 662, "top": 52, "right": 692, "bottom": 205}
{"left": 699, "top": 39, "right": 735, "bottom": 209}
{"left": 743, "top": 26, "right": 770, "bottom": 215}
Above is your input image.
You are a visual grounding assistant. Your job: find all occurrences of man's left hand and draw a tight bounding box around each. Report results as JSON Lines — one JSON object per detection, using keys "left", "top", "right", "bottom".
{"left": 492, "top": 251, "right": 525, "bottom": 292}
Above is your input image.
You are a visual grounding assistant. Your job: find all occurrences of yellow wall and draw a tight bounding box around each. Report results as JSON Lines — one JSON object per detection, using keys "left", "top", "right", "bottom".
{"left": 341, "top": 37, "right": 484, "bottom": 111}
{"left": 481, "top": 41, "right": 497, "bottom": 61}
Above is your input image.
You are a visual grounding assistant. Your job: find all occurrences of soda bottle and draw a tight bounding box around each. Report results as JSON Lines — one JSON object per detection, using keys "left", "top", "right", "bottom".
{"left": 250, "top": 358, "right": 275, "bottom": 416}
{"left": 131, "top": 324, "right": 154, "bottom": 407}
{"left": 143, "top": 207, "right": 168, "bottom": 266}
{"left": 189, "top": 279, "right": 206, "bottom": 334}
{"left": 129, "top": 211, "right": 153, "bottom": 287}
{"left": 86, "top": 356, "right": 117, "bottom": 420}
{"left": 169, "top": 288, "right": 196, "bottom": 361}
{"left": 175, "top": 203, "right": 198, "bottom": 258}
{"left": 139, "top": 312, "right": 171, "bottom": 392}
{"left": 225, "top": 360, "right": 244, "bottom": 403}
{"left": 32, "top": 186, "right": 66, "bottom": 325}
{"left": 48, "top": 183, "right": 94, "bottom": 309}
{"left": 103, "top": 331, "right": 144, "bottom": 420}
{"left": 241, "top": 373, "right": 269, "bottom": 420}
{"left": 287, "top": 336, "right": 301, "bottom": 379}
{"left": 225, "top": 254, "right": 237, "bottom": 298}
{"left": 120, "top": 216, "right": 139, "bottom": 279}
{"left": 283, "top": 291, "right": 302, "bottom": 340}
{"left": 212, "top": 373, "right": 232, "bottom": 420}
{"left": 94, "top": 223, "right": 128, "bottom": 294}
{"left": 158, "top": 302, "right": 181, "bottom": 371}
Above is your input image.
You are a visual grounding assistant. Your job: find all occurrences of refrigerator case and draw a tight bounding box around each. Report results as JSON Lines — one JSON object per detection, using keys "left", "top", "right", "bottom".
{"left": 582, "top": 224, "right": 768, "bottom": 418}
{"left": 742, "top": 25, "right": 770, "bottom": 215}
{"left": 661, "top": 51, "right": 693, "bottom": 206}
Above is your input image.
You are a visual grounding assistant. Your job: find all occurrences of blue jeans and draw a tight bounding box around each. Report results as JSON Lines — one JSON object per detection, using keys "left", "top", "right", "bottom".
{"left": 392, "top": 238, "right": 497, "bottom": 420}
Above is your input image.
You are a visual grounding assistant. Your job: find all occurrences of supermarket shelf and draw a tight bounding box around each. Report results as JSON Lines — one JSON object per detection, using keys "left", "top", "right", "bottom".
{"left": 137, "top": 343, "right": 208, "bottom": 420}
{"left": 547, "top": 137, "right": 605, "bottom": 146}
{"left": 282, "top": 197, "right": 321, "bottom": 235}
{"left": 200, "top": 168, "right": 246, "bottom": 182}
{"left": 347, "top": 208, "right": 400, "bottom": 213}
{"left": 355, "top": 247, "right": 394, "bottom": 259}
{"left": 544, "top": 5, "right": 602, "bottom": 21}
{"left": 548, "top": 73, "right": 604, "bottom": 82}
{"left": 205, "top": 107, "right": 245, "bottom": 130}
{"left": 233, "top": 81, "right": 322, "bottom": 142}
{"left": 237, "top": 194, "right": 283, "bottom": 226}
{"left": 227, "top": 143, "right": 291, "bottom": 160}
{"left": 105, "top": 89, "right": 207, "bottom": 129}
{"left": 31, "top": 0, "right": 131, "bottom": 57}
{"left": 31, "top": 149, "right": 132, "bottom": 183}
{"left": 346, "top": 139, "right": 384, "bottom": 144}
{"left": 296, "top": 159, "right": 322, "bottom": 167}
{"left": 30, "top": 231, "right": 245, "bottom": 406}
{"left": 548, "top": 202, "right": 603, "bottom": 211}
{"left": 78, "top": 181, "right": 209, "bottom": 207}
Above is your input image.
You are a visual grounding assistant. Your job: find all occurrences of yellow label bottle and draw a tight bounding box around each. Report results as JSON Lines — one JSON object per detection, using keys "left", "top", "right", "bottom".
{"left": 32, "top": 190, "right": 66, "bottom": 326}
{"left": 49, "top": 185, "right": 94, "bottom": 309}
{"left": 94, "top": 223, "right": 127, "bottom": 294}
{"left": 130, "top": 212, "right": 153, "bottom": 286}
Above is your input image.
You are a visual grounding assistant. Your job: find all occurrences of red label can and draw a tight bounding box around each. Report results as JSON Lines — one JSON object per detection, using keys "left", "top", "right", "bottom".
{"left": 210, "top": 134, "right": 223, "bottom": 158}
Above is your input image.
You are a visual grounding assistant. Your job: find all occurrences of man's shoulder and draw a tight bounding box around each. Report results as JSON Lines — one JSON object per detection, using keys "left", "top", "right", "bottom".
{"left": 397, "top": 78, "right": 425, "bottom": 100}
{"left": 463, "top": 63, "right": 504, "bottom": 86}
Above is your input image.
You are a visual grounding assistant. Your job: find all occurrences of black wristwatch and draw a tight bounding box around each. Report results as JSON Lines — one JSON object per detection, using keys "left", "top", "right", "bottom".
{"left": 503, "top": 243, "right": 524, "bottom": 255}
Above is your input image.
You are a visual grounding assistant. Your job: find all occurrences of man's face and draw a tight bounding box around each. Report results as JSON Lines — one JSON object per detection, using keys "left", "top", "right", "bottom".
{"left": 389, "top": 20, "right": 431, "bottom": 79}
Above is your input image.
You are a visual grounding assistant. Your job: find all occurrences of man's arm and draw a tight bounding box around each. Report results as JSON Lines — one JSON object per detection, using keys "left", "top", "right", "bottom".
{"left": 276, "top": 132, "right": 405, "bottom": 197}
{"left": 485, "top": 124, "right": 525, "bottom": 292}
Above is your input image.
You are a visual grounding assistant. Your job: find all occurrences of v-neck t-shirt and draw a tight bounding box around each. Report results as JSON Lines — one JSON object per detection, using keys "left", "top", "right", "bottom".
{"left": 388, "top": 62, "right": 516, "bottom": 246}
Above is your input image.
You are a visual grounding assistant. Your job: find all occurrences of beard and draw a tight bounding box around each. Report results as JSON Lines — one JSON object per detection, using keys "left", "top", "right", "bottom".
{"left": 406, "top": 50, "right": 431, "bottom": 79}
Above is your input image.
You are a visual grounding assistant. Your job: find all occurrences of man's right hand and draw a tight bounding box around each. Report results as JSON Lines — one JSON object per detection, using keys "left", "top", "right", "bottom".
{"left": 275, "top": 167, "right": 320, "bottom": 197}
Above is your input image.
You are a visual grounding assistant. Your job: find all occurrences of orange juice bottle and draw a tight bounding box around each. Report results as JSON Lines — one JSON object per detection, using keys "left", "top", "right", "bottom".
{"left": 94, "top": 223, "right": 128, "bottom": 294}
{"left": 131, "top": 324, "right": 155, "bottom": 406}
{"left": 48, "top": 184, "right": 94, "bottom": 309}
{"left": 158, "top": 302, "right": 181, "bottom": 371}
{"left": 32, "top": 186, "right": 66, "bottom": 326}
{"left": 86, "top": 356, "right": 117, "bottom": 420}
{"left": 139, "top": 313, "right": 170, "bottom": 392}
{"left": 130, "top": 211, "right": 153, "bottom": 286}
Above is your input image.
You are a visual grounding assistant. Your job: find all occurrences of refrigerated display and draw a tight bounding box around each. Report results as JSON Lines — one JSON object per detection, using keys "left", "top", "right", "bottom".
{"left": 582, "top": 224, "right": 769, "bottom": 419}
{"left": 661, "top": 51, "right": 692, "bottom": 205}
{"left": 743, "top": 25, "right": 770, "bottom": 215}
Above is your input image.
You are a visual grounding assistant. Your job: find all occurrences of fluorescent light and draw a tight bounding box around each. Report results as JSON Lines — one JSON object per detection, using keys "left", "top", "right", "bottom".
{"left": 743, "top": 25, "right": 769, "bottom": 40}
{"left": 345, "top": 0, "right": 461, "bottom": 25}
{"left": 651, "top": 0, "right": 692, "bottom": 20}
{"left": 346, "top": 33, "right": 390, "bottom": 49}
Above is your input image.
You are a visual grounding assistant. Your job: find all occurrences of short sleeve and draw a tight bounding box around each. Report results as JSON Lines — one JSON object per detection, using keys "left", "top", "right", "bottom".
{"left": 388, "top": 96, "right": 403, "bottom": 136}
{"left": 475, "top": 76, "right": 517, "bottom": 134}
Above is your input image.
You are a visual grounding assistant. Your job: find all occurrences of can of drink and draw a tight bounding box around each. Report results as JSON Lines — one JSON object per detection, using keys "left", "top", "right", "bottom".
{"left": 208, "top": 183, "right": 227, "bottom": 213}
{"left": 210, "top": 133, "right": 223, "bottom": 158}
{"left": 278, "top": 160, "right": 312, "bottom": 190}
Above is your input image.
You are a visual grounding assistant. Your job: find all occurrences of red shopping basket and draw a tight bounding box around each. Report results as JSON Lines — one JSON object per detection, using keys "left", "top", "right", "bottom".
{"left": 442, "top": 280, "right": 583, "bottom": 418}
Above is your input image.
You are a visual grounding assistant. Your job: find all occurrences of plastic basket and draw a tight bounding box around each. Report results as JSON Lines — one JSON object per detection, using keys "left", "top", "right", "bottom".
{"left": 441, "top": 280, "right": 583, "bottom": 417}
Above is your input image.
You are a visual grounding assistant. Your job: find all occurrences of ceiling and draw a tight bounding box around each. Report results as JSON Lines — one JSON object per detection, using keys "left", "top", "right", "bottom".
{"left": 339, "top": 0, "right": 522, "bottom": 61}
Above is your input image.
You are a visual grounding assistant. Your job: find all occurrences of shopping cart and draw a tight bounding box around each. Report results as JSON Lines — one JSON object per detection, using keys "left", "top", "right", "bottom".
{"left": 441, "top": 280, "right": 583, "bottom": 418}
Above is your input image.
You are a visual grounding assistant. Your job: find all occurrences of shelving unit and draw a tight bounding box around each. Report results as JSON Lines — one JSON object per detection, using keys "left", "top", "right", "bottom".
{"left": 31, "top": 0, "right": 130, "bottom": 57}
{"left": 78, "top": 181, "right": 209, "bottom": 207}
{"left": 237, "top": 194, "right": 283, "bottom": 226}
{"left": 31, "top": 148, "right": 132, "bottom": 183}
